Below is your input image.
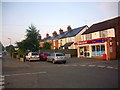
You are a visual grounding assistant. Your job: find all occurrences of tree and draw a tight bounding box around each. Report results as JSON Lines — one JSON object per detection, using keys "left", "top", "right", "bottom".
{"left": 6, "top": 45, "right": 14, "bottom": 52}
{"left": 16, "top": 24, "right": 40, "bottom": 56}
{"left": 25, "top": 24, "right": 40, "bottom": 51}
{"left": 6, "top": 45, "right": 15, "bottom": 56}
{"left": 43, "top": 42, "right": 52, "bottom": 50}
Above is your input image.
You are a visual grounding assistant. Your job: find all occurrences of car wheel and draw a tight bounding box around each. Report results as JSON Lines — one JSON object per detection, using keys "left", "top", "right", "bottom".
{"left": 63, "top": 61, "right": 66, "bottom": 64}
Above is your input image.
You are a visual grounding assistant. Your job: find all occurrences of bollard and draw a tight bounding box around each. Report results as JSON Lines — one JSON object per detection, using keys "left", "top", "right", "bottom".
{"left": 102, "top": 54, "right": 106, "bottom": 60}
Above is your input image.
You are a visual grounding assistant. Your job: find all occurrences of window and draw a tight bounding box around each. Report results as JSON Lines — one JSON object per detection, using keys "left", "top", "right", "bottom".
{"left": 51, "top": 53, "right": 55, "bottom": 56}
{"left": 101, "top": 45, "right": 105, "bottom": 55}
{"left": 92, "top": 46, "right": 95, "bottom": 51}
{"left": 56, "top": 53, "right": 64, "bottom": 56}
{"left": 92, "top": 46, "right": 95, "bottom": 56}
{"left": 86, "top": 34, "right": 92, "bottom": 40}
{"left": 92, "top": 45, "right": 105, "bottom": 56}
{"left": 96, "top": 45, "right": 100, "bottom": 51}
{"left": 32, "top": 52, "right": 38, "bottom": 56}
{"left": 68, "top": 38, "right": 72, "bottom": 42}
{"left": 100, "top": 31, "right": 107, "bottom": 38}
{"left": 101, "top": 45, "right": 105, "bottom": 51}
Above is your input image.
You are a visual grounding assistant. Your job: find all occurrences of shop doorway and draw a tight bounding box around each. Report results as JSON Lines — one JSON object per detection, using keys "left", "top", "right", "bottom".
{"left": 79, "top": 46, "right": 90, "bottom": 57}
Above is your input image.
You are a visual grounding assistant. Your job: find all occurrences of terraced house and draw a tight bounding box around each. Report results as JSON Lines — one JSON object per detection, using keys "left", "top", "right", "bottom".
{"left": 75, "top": 16, "right": 120, "bottom": 60}
{"left": 40, "top": 25, "right": 88, "bottom": 50}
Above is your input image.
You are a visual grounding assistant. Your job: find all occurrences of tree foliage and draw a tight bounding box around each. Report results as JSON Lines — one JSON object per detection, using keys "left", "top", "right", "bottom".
{"left": 16, "top": 24, "right": 40, "bottom": 55}
{"left": 6, "top": 45, "right": 14, "bottom": 52}
{"left": 43, "top": 42, "right": 52, "bottom": 50}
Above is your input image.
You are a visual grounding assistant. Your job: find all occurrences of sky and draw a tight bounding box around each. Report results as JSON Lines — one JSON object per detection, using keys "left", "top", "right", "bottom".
{"left": 1, "top": 0, "right": 119, "bottom": 46}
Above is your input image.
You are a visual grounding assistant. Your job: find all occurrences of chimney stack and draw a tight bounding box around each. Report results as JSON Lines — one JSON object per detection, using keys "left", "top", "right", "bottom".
{"left": 37, "top": 34, "right": 41, "bottom": 40}
{"left": 59, "top": 28, "right": 63, "bottom": 34}
{"left": 39, "top": 35, "right": 41, "bottom": 40}
{"left": 67, "top": 25, "right": 72, "bottom": 32}
{"left": 46, "top": 33, "right": 49, "bottom": 38}
{"left": 52, "top": 31, "right": 57, "bottom": 37}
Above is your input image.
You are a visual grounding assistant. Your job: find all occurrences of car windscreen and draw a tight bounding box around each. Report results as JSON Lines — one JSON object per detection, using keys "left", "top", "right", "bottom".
{"left": 56, "top": 54, "right": 64, "bottom": 56}
{"left": 32, "top": 52, "right": 38, "bottom": 56}
{"left": 43, "top": 52, "right": 50, "bottom": 56}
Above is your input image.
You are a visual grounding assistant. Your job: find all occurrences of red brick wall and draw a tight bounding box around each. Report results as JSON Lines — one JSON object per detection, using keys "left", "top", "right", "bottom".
{"left": 115, "top": 21, "right": 120, "bottom": 59}
{"left": 107, "top": 37, "right": 116, "bottom": 60}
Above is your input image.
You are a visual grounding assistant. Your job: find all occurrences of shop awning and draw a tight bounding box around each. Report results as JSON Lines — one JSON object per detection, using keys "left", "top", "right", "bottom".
{"left": 63, "top": 42, "right": 74, "bottom": 48}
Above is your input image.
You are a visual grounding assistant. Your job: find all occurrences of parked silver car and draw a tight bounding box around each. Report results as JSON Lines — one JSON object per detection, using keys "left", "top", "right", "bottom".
{"left": 47, "top": 53, "right": 66, "bottom": 64}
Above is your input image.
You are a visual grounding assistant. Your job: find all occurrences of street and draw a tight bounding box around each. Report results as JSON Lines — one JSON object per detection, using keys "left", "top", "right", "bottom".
{"left": 2, "top": 54, "right": 118, "bottom": 88}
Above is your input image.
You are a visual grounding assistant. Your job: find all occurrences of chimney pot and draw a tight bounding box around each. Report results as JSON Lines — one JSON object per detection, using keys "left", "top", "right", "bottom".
{"left": 46, "top": 33, "right": 49, "bottom": 38}
{"left": 52, "top": 31, "right": 57, "bottom": 37}
{"left": 59, "top": 28, "right": 64, "bottom": 34}
{"left": 67, "top": 25, "right": 72, "bottom": 32}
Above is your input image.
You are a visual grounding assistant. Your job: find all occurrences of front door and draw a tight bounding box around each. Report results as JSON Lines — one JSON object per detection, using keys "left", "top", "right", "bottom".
{"left": 84, "top": 46, "right": 90, "bottom": 57}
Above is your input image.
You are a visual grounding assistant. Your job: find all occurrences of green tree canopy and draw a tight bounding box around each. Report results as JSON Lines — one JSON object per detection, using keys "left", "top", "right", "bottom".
{"left": 6, "top": 45, "right": 15, "bottom": 53}
{"left": 43, "top": 42, "right": 52, "bottom": 50}
{"left": 16, "top": 24, "right": 40, "bottom": 54}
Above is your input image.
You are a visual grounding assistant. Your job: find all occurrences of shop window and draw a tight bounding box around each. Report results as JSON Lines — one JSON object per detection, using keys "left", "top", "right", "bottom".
{"left": 92, "top": 46, "right": 95, "bottom": 56}
{"left": 101, "top": 45, "right": 105, "bottom": 55}
{"left": 96, "top": 45, "right": 100, "bottom": 56}
{"left": 92, "top": 45, "right": 105, "bottom": 56}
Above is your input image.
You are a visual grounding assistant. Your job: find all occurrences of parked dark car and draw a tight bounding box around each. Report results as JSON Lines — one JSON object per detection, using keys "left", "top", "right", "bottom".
{"left": 40, "top": 52, "right": 50, "bottom": 61}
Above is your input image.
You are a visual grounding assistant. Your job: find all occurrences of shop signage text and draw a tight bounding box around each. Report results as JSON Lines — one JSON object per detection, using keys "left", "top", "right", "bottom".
{"left": 74, "top": 38, "right": 107, "bottom": 45}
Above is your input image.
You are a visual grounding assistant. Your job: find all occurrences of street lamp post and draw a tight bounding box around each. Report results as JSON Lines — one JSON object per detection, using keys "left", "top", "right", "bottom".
{"left": 8, "top": 38, "right": 11, "bottom": 45}
{"left": 8, "top": 38, "right": 12, "bottom": 56}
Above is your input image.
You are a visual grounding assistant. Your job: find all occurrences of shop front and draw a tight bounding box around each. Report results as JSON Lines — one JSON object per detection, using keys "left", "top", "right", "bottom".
{"left": 74, "top": 37, "right": 116, "bottom": 60}
{"left": 78, "top": 44, "right": 106, "bottom": 59}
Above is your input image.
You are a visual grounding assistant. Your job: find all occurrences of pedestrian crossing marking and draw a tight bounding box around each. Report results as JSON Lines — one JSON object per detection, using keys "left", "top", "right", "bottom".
{"left": 88, "top": 65, "right": 96, "bottom": 67}
{"left": 80, "top": 65, "right": 86, "bottom": 66}
{"left": 97, "top": 65, "right": 105, "bottom": 68}
{"left": 0, "top": 75, "right": 5, "bottom": 89}
{"left": 106, "top": 66, "right": 114, "bottom": 69}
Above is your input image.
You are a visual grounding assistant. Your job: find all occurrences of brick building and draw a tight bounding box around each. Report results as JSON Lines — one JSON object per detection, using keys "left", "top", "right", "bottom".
{"left": 75, "top": 16, "right": 120, "bottom": 60}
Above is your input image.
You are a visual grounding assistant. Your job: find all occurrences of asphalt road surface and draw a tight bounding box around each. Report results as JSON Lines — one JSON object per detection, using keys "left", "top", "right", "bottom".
{"left": 2, "top": 54, "right": 118, "bottom": 88}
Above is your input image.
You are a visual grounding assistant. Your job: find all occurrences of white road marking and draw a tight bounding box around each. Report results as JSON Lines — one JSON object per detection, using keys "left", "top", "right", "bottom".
{"left": 4, "top": 72, "right": 47, "bottom": 77}
{"left": 88, "top": 65, "right": 96, "bottom": 67}
{"left": 106, "top": 66, "right": 114, "bottom": 69}
{"left": 97, "top": 65, "right": 105, "bottom": 68}
{"left": 0, "top": 75, "right": 5, "bottom": 90}
{"left": 0, "top": 82, "right": 4, "bottom": 85}
{"left": 80, "top": 65, "right": 86, "bottom": 67}
{"left": 71, "top": 65, "right": 78, "bottom": 66}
